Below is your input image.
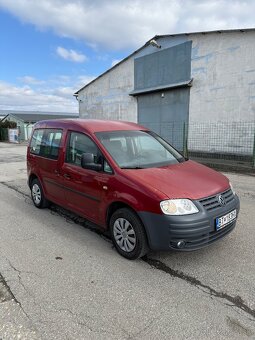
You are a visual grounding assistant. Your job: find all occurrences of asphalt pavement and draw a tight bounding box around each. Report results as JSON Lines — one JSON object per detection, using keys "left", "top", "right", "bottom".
{"left": 0, "top": 142, "right": 254, "bottom": 339}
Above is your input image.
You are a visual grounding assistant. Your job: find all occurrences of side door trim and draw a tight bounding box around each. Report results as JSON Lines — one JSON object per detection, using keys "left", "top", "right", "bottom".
{"left": 44, "top": 178, "right": 100, "bottom": 202}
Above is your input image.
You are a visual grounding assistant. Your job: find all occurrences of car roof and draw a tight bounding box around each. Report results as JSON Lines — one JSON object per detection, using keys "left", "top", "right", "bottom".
{"left": 34, "top": 119, "right": 147, "bottom": 133}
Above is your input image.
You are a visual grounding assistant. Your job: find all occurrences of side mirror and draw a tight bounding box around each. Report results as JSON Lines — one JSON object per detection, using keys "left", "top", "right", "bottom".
{"left": 81, "top": 153, "right": 102, "bottom": 171}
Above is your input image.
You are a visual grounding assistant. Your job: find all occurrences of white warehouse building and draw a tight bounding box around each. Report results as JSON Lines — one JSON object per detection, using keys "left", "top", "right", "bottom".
{"left": 74, "top": 29, "right": 255, "bottom": 159}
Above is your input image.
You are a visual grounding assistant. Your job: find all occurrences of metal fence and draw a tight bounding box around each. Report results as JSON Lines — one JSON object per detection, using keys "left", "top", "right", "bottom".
{"left": 166, "top": 121, "right": 255, "bottom": 171}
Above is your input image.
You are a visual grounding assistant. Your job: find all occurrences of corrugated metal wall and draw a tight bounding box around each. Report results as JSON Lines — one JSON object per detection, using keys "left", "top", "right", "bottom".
{"left": 135, "top": 42, "right": 191, "bottom": 152}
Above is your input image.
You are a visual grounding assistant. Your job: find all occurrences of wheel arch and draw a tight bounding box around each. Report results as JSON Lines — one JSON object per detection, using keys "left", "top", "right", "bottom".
{"left": 106, "top": 201, "right": 146, "bottom": 233}
{"left": 106, "top": 201, "right": 130, "bottom": 226}
{"left": 107, "top": 202, "right": 150, "bottom": 259}
{"left": 28, "top": 173, "right": 38, "bottom": 188}
{"left": 29, "top": 174, "right": 46, "bottom": 197}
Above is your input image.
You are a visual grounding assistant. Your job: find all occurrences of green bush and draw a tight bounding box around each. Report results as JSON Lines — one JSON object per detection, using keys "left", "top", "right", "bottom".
{"left": 0, "top": 120, "right": 17, "bottom": 128}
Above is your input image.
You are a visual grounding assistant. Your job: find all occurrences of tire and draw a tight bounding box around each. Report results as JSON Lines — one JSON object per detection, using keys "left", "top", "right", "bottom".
{"left": 110, "top": 208, "right": 149, "bottom": 260}
{"left": 31, "top": 178, "right": 49, "bottom": 209}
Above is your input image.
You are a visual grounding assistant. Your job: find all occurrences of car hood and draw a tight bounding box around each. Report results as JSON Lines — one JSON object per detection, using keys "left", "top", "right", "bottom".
{"left": 122, "top": 160, "right": 230, "bottom": 200}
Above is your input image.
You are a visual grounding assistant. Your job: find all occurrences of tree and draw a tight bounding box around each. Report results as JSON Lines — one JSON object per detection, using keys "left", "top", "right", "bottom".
{"left": 0, "top": 120, "right": 17, "bottom": 128}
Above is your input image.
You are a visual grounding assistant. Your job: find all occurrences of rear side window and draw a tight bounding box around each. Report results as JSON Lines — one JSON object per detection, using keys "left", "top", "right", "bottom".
{"left": 30, "top": 129, "right": 44, "bottom": 155}
{"left": 30, "top": 129, "right": 63, "bottom": 160}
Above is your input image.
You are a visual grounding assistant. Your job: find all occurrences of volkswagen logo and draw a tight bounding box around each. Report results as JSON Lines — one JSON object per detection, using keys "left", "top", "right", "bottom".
{"left": 218, "top": 195, "right": 226, "bottom": 206}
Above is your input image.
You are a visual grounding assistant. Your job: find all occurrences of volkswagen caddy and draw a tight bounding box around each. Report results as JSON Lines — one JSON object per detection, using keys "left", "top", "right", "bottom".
{"left": 27, "top": 119, "right": 240, "bottom": 259}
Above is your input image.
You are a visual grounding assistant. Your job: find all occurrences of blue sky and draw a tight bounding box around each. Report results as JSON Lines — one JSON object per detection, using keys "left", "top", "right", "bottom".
{"left": 0, "top": 0, "right": 254, "bottom": 113}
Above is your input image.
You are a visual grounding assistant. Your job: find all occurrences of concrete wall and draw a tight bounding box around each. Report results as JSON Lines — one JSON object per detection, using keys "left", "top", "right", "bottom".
{"left": 78, "top": 58, "right": 137, "bottom": 122}
{"left": 189, "top": 31, "right": 255, "bottom": 123}
{"left": 189, "top": 31, "right": 255, "bottom": 154}
{"left": 78, "top": 31, "right": 255, "bottom": 155}
{"left": 78, "top": 35, "right": 188, "bottom": 123}
{"left": 78, "top": 31, "right": 255, "bottom": 124}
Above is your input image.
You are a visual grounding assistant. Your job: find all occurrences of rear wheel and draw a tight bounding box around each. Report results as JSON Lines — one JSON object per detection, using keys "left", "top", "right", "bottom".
{"left": 110, "top": 208, "right": 148, "bottom": 260}
{"left": 31, "top": 178, "right": 49, "bottom": 209}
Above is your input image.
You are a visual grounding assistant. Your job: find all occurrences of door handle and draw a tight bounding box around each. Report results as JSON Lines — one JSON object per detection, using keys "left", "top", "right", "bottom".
{"left": 54, "top": 169, "right": 59, "bottom": 175}
{"left": 63, "top": 173, "right": 71, "bottom": 179}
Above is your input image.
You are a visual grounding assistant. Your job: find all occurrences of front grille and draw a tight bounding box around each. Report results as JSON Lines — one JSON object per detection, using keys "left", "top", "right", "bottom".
{"left": 199, "top": 189, "right": 234, "bottom": 211}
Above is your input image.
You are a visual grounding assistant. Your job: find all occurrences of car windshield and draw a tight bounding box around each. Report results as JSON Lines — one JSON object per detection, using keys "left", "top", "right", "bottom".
{"left": 95, "top": 130, "right": 185, "bottom": 169}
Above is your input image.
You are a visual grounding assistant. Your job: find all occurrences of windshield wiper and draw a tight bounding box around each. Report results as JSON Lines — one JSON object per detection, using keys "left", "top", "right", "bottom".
{"left": 120, "top": 166, "right": 144, "bottom": 169}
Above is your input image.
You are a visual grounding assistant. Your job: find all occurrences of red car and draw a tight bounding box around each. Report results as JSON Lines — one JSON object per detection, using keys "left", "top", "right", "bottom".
{"left": 27, "top": 119, "right": 240, "bottom": 259}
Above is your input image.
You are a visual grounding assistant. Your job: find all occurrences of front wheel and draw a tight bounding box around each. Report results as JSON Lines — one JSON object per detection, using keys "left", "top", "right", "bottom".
{"left": 31, "top": 178, "right": 49, "bottom": 209}
{"left": 110, "top": 208, "right": 149, "bottom": 260}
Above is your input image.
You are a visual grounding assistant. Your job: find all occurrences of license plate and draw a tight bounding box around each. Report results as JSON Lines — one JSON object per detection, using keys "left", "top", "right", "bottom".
{"left": 216, "top": 209, "right": 237, "bottom": 231}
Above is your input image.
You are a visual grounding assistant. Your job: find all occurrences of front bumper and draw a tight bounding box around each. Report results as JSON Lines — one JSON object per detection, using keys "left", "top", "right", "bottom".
{"left": 138, "top": 194, "right": 240, "bottom": 251}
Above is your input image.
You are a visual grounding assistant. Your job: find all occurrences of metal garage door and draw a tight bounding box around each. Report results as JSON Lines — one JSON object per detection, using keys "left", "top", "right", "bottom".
{"left": 133, "top": 41, "right": 192, "bottom": 153}
{"left": 138, "top": 88, "right": 189, "bottom": 152}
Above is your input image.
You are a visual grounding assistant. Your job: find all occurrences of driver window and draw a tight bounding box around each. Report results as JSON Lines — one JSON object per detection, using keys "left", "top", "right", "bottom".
{"left": 66, "top": 132, "right": 102, "bottom": 167}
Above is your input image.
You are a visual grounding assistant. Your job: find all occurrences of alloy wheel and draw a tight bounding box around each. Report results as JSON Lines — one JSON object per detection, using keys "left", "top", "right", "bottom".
{"left": 113, "top": 218, "right": 136, "bottom": 252}
{"left": 32, "top": 183, "right": 41, "bottom": 205}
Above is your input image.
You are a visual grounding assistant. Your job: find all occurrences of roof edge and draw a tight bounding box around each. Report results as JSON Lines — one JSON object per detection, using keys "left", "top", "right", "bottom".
{"left": 129, "top": 79, "right": 193, "bottom": 96}
{"left": 74, "top": 27, "right": 255, "bottom": 95}
{"left": 73, "top": 35, "right": 158, "bottom": 95}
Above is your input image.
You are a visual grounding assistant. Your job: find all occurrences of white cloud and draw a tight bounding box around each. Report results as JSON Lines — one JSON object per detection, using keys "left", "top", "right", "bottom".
{"left": 18, "top": 76, "right": 45, "bottom": 85}
{"left": 56, "top": 46, "right": 87, "bottom": 63}
{"left": 0, "top": 74, "right": 95, "bottom": 112}
{"left": 0, "top": 81, "right": 77, "bottom": 112}
{"left": 1, "top": 0, "right": 254, "bottom": 50}
{"left": 51, "top": 86, "right": 75, "bottom": 98}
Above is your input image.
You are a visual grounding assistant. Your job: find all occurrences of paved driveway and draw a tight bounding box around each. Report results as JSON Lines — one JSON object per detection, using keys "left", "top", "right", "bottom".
{"left": 0, "top": 142, "right": 254, "bottom": 339}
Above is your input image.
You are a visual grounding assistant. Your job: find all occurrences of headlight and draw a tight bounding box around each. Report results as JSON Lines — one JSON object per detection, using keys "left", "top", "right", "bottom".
{"left": 160, "top": 199, "right": 199, "bottom": 215}
{"left": 229, "top": 182, "right": 235, "bottom": 195}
